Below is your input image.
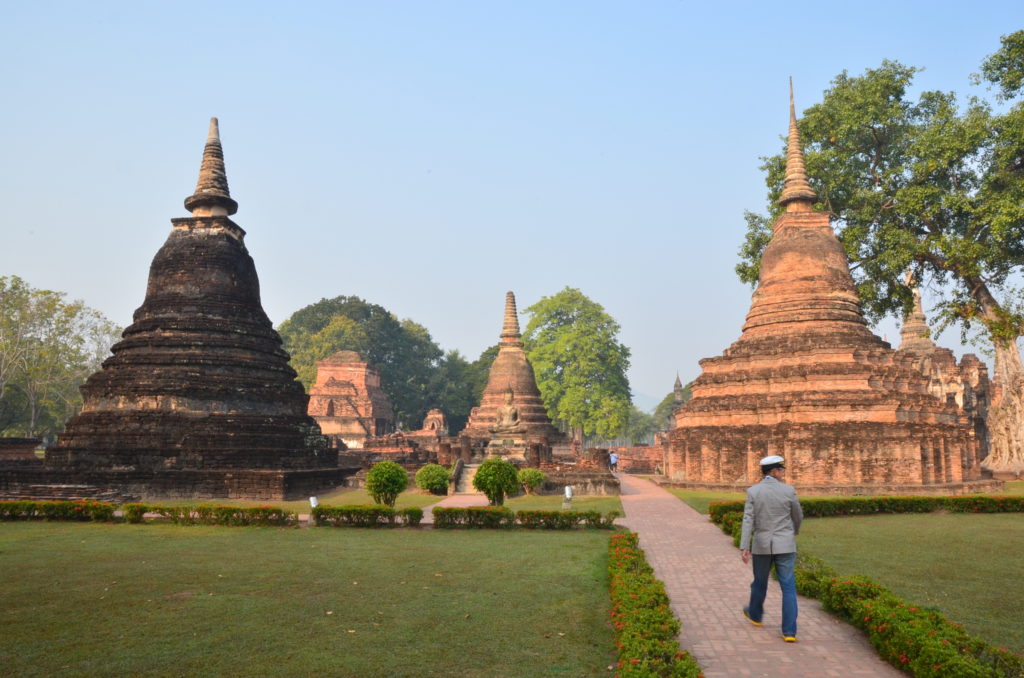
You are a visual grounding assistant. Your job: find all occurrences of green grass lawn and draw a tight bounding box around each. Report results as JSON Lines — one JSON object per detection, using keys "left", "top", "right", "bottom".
{"left": 145, "top": 486, "right": 442, "bottom": 513}
{"left": 0, "top": 523, "right": 614, "bottom": 678}
{"left": 1001, "top": 480, "right": 1024, "bottom": 495}
{"left": 664, "top": 489, "right": 744, "bottom": 514}
{"left": 800, "top": 513, "right": 1024, "bottom": 654}
{"left": 505, "top": 494, "right": 623, "bottom": 514}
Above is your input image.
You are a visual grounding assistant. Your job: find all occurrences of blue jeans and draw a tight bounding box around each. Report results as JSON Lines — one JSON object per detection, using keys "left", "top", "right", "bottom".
{"left": 747, "top": 552, "right": 798, "bottom": 636}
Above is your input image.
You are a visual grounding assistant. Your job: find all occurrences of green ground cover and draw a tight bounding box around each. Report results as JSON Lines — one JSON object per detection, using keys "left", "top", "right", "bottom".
{"left": 147, "top": 485, "right": 632, "bottom": 515}
{"left": 667, "top": 479, "right": 1024, "bottom": 514}
{"left": 665, "top": 489, "right": 744, "bottom": 514}
{"left": 0, "top": 524, "right": 614, "bottom": 678}
{"left": 505, "top": 494, "right": 623, "bottom": 514}
{"left": 146, "top": 486, "right": 441, "bottom": 513}
{"left": 801, "top": 513, "right": 1024, "bottom": 654}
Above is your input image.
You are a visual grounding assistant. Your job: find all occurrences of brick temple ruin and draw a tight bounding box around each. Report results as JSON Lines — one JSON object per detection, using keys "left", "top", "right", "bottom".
{"left": 321, "top": 291, "right": 616, "bottom": 496}
{"left": 307, "top": 350, "right": 395, "bottom": 449}
{"left": 2, "top": 119, "right": 357, "bottom": 501}
{"left": 665, "top": 92, "right": 999, "bottom": 496}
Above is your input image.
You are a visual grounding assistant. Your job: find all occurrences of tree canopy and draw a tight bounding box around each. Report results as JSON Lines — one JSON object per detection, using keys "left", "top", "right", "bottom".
{"left": 653, "top": 382, "right": 692, "bottom": 431}
{"left": 0, "top": 275, "right": 121, "bottom": 438}
{"left": 277, "top": 295, "right": 492, "bottom": 430}
{"left": 737, "top": 32, "right": 1024, "bottom": 472}
{"left": 523, "top": 287, "right": 632, "bottom": 441}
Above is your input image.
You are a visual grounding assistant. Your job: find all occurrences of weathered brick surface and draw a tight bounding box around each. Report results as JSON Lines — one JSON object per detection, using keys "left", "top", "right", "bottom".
{"left": 462, "top": 292, "right": 560, "bottom": 443}
{"left": 308, "top": 351, "right": 395, "bottom": 449}
{"left": 609, "top": 444, "right": 663, "bottom": 473}
{"left": 669, "top": 109, "right": 982, "bottom": 493}
{"left": 37, "top": 120, "right": 334, "bottom": 499}
{"left": 0, "top": 438, "right": 40, "bottom": 460}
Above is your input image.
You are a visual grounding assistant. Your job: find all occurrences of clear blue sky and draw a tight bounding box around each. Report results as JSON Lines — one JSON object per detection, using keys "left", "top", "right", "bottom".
{"left": 0, "top": 1, "right": 1016, "bottom": 409}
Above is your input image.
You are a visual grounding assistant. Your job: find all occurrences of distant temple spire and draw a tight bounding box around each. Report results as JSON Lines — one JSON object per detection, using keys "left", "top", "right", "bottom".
{"left": 184, "top": 117, "right": 239, "bottom": 216}
{"left": 899, "top": 273, "right": 936, "bottom": 351}
{"left": 501, "top": 291, "right": 522, "bottom": 345}
{"left": 778, "top": 79, "right": 817, "bottom": 211}
{"left": 674, "top": 373, "right": 685, "bottom": 403}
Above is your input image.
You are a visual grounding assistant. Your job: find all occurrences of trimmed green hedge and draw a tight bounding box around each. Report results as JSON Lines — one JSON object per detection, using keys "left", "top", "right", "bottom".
{"left": 808, "top": 565, "right": 1024, "bottom": 678}
{"left": 431, "top": 507, "right": 620, "bottom": 530}
{"left": 432, "top": 506, "right": 515, "bottom": 529}
{"left": 516, "top": 509, "right": 619, "bottom": 530}
{"left": 709, "top": 495, "right": 1024, "bottom": 524}
{"left": 608, "top": 532, "right": 704, "bottom": 678}
{"left": 312, "top": 504, "right": 423, "bottom": 527}
{"left": 0, "top": 499, "right": 116, "bottom": 522}
{"left": 147, "top": 504, "right": 297, "bottom": 527}
{"left": 708, "top": 496, "right": 1024, "bottom": 677}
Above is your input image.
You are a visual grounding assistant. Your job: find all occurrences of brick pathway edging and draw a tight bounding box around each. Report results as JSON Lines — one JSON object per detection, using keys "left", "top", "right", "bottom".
{"left": 616, "top": 474, "right": 904, "bottom": 678}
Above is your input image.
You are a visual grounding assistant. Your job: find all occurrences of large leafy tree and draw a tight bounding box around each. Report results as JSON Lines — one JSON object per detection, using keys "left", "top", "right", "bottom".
{"left": 277, "top": 295, "right": 444, "bottom": 428}
{"left": 426, "top": 350, "right": 479, "bottom": 434}
{"left": 0, "top": 275, "right": 120, "bottom": 438}
{"left": 737, "top": 33, "right": 1024, "bottom": 472}
{"left": 653, "top": 382, "right": 692, "bottom": 432}
{"left": 522, "top": 287, "right": 632, "bottom": 442}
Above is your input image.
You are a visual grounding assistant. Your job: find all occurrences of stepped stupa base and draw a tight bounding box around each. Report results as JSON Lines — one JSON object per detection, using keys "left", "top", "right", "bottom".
{"left": 486, "top": 438, "right": 528, "bottom": 462}
{"left": 0, "top": 466, "right": 361, "bottom": 502}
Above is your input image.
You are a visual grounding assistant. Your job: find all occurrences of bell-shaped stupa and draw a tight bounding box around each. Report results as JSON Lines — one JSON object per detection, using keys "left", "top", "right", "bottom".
{"left": 667, "top": 86, "right": 986, "bottom": 492}
{"left": 47, "top": 119, "right": 335, "bottom": 497}
{"left": 462, "top": 291, "right": 559, "bottom": 442}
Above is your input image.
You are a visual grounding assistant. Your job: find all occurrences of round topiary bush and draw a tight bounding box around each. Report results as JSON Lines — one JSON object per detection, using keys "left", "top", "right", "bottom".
{"left": 472, "top": 458, "right": 520, "bottom": 506}
{"left": 415, "top": 463, "right": 450, "bottom": 495}
{"left": 365, "top": 460, "right": 409, "bottom": 507}
{"left": 517, "top": 468, "right": 546, "bottom": 495}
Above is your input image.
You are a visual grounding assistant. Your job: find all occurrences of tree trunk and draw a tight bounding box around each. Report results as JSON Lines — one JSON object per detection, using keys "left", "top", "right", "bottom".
{"left": 983, "top": 339, "right": 1024, "bottom": 477}
{"left": 963, "top": 276, "right": 1024, "bottom": 477}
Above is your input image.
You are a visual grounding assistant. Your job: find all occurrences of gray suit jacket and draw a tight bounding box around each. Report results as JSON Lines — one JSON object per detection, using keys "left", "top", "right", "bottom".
{"left": 739, "top": 476, "right": 802, "bottom": 555}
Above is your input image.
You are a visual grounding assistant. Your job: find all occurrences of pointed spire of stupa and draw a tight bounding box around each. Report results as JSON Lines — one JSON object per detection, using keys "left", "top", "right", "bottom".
{"left": 899, "top": 273, "right": 936, "bottom": 351}
{"left": 779, "top": 79, "right": 817, "bottom": 211}
{"left": 673, "top": 373, "right": 685, "bottom": 403}
{"left": 184, "top": 118, "right": 239, "bottom": 217}
{"left": 500, "top": 291, "right": 522, "bottom": 345}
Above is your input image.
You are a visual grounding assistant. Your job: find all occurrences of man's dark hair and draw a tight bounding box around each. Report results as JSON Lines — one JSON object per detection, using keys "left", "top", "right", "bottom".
{"left": 761, "top": 462, "right": 784, "bottom": 475}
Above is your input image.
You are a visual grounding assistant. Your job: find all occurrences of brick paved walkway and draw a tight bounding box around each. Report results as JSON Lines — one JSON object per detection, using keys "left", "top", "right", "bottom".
{"left": 617, "top": 473, "right": 903, "bottom": 678}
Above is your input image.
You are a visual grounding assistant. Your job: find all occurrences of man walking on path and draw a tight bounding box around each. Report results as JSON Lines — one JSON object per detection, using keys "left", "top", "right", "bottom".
{"left": 740, "top": 454, "right": 803, "bottom": 642}
{"left": 608, "top": 451, "right": 618, "bottom": 472}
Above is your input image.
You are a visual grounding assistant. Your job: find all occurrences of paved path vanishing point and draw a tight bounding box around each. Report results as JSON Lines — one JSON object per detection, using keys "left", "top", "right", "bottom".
{"left": 617, "top": 473, "right": 903, "bottom": 678}
{"left": 422, "top": 475, "right": 902, "bottom": 677}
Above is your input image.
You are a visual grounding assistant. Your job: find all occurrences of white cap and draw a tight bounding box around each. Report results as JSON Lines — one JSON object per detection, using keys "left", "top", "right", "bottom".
{"left": 759, "top": 455, "right": 785, "bottom": 466}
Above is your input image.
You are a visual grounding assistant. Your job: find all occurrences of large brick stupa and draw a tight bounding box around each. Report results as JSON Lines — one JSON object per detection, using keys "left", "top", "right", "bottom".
{"left": 44, "top": 120, "right": 343, "bottom": 499}
{"left": 462, "top": 291, "right": 560, "bottom": 443}
{"left": 666, "top": 90, "right": 990, "bottom": 494}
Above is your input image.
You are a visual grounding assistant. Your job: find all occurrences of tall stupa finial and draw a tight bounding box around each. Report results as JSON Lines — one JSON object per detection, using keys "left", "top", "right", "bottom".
{"left": 184, "top": 117, "right": 239, "bottom": 217}
{"left": 500, "top": 291, "right": 522, "bottom": 344}
{"left": 778, "top": 78, "right": 817, "bottom": 211}
{"left": 899, "top": 271, "right": 936, "bottom": 351}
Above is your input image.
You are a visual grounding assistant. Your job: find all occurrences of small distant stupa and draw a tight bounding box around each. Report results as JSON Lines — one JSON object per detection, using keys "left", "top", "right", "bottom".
{"left": 666, "top": 85, "right": 987, "bottom": 493}
{"left": 462, "top": 291, "right": 559, "bottom": 442}
{"left": 896, "top": 279, "right": 991, "bottom": 464}
{"left": 46, "top": 119, "right": 339, "bottom": 498}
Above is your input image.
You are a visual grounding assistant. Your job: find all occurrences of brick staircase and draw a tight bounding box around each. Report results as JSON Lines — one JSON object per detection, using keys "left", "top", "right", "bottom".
{"left": 455, "top": 463, "right": 482, "bottom": 494}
